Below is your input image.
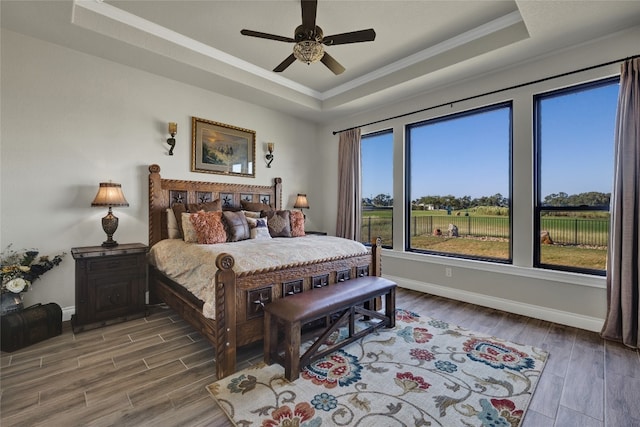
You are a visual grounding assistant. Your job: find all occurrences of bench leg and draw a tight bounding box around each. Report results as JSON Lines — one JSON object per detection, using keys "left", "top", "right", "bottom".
{"left": 385, "top": 287, "right": 396, "bottom": 328}
{"left": 284, "top": 321, "right": 302, "bottom": 381}
{"left": 264, "top": 311, "right": 277, "bottom": 365}
{"left": 363, "top": 298, "right": 372, "bottom": 321}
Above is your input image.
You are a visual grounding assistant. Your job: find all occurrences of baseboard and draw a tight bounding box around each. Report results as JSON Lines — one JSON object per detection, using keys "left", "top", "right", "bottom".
{"left": 62, "top": 305, "right": 75, "bottom": 322}
{"left": 385, "top": 274, "right": 604, "bottom": 332}
{"left": 61, "top": 279, "right": 605, "bottom": 332}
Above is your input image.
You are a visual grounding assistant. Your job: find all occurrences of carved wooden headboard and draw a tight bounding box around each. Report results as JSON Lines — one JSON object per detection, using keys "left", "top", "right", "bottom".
{"left": 148, "top": 164, "right": 282, "bottom": 246}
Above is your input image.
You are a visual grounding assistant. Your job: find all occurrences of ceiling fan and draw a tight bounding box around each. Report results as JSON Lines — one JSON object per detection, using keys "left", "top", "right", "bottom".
{"left": 240, "top": 0, "right": 376, "bottom": 75}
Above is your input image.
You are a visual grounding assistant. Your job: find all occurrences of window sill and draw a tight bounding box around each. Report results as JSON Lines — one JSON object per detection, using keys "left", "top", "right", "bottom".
{"left": 381, "top": 248, "right": 606, "bottom": 289}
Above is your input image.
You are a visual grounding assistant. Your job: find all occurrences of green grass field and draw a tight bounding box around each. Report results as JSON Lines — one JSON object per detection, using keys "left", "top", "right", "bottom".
{"left": 361, "top": 208, "right": 608, "bottom": 271}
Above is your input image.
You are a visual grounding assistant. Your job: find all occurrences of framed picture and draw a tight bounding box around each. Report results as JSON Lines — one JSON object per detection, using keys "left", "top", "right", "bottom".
{"left": 191, "top": 117, "right": 256, "bottom": 177}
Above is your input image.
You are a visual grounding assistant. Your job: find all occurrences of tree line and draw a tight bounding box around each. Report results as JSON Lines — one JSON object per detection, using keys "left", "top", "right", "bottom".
{"left": 542, "top": 192, "right": 610, "bottom": 207}
{"left": 363, "top": 191, "right": 610, "bottom": 209}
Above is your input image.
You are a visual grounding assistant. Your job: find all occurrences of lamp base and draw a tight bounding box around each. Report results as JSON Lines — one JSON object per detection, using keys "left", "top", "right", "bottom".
{"left": 101, "top": 208, "right": 120, "bottom": 248}
{"left": 101, "top": 239, "right": 119, "bottom": 248}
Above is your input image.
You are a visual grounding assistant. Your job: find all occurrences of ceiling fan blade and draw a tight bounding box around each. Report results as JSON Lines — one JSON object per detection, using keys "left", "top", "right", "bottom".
{"left": 274, "top": 54, "right": 297, "bottom": 72}
{"left": 241, "top": 29, "right": 295, "bottom": 43}
{"left": 323, "top": 29, "right": 376, "bottom": 46}
{"left": 320, "top": 52, "right": 345, "bottom": 75}
{"left": 301, "top": 0, "right": 318, "bottom": 30}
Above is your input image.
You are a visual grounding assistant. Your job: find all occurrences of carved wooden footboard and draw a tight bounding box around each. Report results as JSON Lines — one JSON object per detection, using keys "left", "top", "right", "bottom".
{"left": 148, "top": 164, "right": 382, "bottom": 379}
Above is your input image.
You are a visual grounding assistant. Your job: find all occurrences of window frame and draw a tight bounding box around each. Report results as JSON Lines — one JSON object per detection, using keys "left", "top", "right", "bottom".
{"left": 405, "top": 101, "right": 513, "bottom": 263}
{"left": 533, "top": 76, "right": 618, "bottom": 276}
{"left": 360, "top": 128, "right": 394, "bottom": 249}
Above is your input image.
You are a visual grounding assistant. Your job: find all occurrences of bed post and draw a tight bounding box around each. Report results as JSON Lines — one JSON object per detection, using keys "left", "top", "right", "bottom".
{"left": 148, "top": 164, "right": 166, "bottom": 247}
{"left": 274, "top": 177, "right": 283, "bottom": 210}
{"left": 371, "top": 237, "right": 382, "bottom": 277}
{"left": 215, "top": 253, "right": 237, "bottom": 379}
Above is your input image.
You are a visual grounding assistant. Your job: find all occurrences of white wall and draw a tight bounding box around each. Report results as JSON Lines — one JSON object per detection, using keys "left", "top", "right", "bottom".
{"left": 0, "top": 29, "right": 319, "bottom": 317}
{"left": 317, "top": 25, "right": 640, "bottom": 332}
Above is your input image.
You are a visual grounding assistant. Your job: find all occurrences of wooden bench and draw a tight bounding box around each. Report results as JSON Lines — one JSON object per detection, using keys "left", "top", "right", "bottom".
{"left": 263, "top": 276, "right": 397, "bottom": 381}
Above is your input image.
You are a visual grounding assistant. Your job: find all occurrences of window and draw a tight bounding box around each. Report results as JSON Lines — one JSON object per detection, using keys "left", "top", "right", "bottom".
{"left": 534, "top": 78, "right": 618, "bottom": 275}
{"left": 361, "top": 130, "right": 393, "bottom": 248}
{"left": 406, "top": 103, "right": 512, "bottom": 261}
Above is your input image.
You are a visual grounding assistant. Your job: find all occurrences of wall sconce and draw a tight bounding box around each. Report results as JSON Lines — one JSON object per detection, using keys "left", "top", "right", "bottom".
{"left": 91, "top": 182, "right": 129, "bottom": 247}
{"left": 167, "top": 122, "right": 177, "bottom": 155}
{"left": 294, "top": 193, "right": 309, "bottom": 218}
{"left": 265, "top": 142, "right": 274, "bottom": 168}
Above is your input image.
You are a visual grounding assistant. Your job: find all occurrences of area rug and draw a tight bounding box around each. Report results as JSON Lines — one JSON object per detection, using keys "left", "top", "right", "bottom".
{"left": 207, "top": 309, "right": 548, "bottom": 426}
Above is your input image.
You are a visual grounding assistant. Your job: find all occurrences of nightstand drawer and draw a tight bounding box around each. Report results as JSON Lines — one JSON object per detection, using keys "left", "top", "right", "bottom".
{"left": 87, "top": 255, "right": 141, "bottom": 274}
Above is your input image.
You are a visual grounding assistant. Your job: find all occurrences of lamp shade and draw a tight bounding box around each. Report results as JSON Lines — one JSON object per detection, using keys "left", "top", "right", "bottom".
{"left": 91, "top": 182, "right": 129, "bottom": 207}
{"left": 294, "top": 194, "right": 309, "bottom": 209}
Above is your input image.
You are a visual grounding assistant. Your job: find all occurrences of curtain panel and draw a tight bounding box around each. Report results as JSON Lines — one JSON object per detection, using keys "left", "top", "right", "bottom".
{"left": 336, "top": 128, "right": 362, "bottom": 241}
{"left": 600, "top": 58, "right": 640, "bottom": 349}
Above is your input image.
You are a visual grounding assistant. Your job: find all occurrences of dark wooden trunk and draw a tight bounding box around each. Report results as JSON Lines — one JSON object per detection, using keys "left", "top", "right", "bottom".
{"left": 1, "top": 303, "right": 62, "bottom": 352}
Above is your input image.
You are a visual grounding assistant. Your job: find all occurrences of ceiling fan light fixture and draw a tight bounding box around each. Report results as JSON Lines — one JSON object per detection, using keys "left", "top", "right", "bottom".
{"left": 293, "top": 40, "right": 324, "bottom": 64}
{"left": 241, "top": 1, "right": 375, "bottom": 74}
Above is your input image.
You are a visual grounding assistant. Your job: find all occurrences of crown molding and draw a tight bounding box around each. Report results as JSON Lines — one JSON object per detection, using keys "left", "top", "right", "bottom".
{"left": 321, "top": 11, "right": 524, "bottom": 100}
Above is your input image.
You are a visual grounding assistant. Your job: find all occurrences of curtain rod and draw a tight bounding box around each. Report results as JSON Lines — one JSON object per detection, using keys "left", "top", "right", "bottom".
{"left": 332, "top": 53, "right": 640, "bottom": 135}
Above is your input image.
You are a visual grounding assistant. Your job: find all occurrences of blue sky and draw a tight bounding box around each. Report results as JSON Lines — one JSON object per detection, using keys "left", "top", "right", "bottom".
{"left": 362, "top": 80, "right": 619, "bottom": 201}
{"left": 361, "top": 131, "right": 394, "bottom": 200}
{"left": 538, "top": 81, "right": 618, "bottom": 198}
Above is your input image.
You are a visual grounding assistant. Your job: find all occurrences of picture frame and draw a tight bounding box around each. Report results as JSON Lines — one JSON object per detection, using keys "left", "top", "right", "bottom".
{"left": 191, "top": 117, "right": 256, "bottom": 177}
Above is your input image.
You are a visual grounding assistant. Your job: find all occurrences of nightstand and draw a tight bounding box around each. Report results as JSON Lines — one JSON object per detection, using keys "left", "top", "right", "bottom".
{"left": 71, "top": 243, "right": 148, "bottom": 333}
{"left": 305, "top": 231, "right": 327, "bottom": 235}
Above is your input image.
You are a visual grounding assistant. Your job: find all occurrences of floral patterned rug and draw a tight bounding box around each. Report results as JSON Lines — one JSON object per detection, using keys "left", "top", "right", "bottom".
{"left": 207, "top": 309, "right": 548, "bottom": 426}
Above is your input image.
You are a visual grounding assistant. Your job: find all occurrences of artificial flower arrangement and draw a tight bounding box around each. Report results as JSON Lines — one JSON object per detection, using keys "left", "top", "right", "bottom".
{"left": 1, "top": 245, "right": 66, "bottom": 295}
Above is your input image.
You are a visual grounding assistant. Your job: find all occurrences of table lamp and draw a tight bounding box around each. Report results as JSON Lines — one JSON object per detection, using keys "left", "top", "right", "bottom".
{"left": 91, "top": 182, "right": 129, "bottom": 247}
{"left": 294, "top": 193, "right": 309, "bottom": 218}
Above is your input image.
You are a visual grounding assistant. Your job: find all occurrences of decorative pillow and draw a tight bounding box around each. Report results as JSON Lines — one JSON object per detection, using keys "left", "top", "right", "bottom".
{"left": 223, "top": 211, "right": 251, "bottom": 242}
{"left": 172, "top": 200, "right": 221, "bottom": 238}
{"left": 241, "top": 200, "right": 273, "bottom": 213}
{"left": 172, "top": 203, "right": 188, "bottom": 238}
{"left": 289, "top": 210, "right": 306, "bottom": 237}
{"left": 181, "top": 212, "right": 198, "bottom": 243}
{"left": 189, "top": 211, "right": 227, "bottom": 244}
{"left": 222, "top": 206, "right": 243, "bottom": 212}
{"left": 250, "top": 218, "right": 272, "bottom": 240}
{"left": 187, "top": 200, "right": 222, "bottom": 213}
{"left": 245, "top": 216, "right": 258, "bottom": 228}
{"left": 166, "top": 208, "right": 180, "bottom": 239}
{"left": 264, "top": 210, "right": 291, "bottom": 237}
{"left": 242, "top": 210, "right": 262, "bottom": 219}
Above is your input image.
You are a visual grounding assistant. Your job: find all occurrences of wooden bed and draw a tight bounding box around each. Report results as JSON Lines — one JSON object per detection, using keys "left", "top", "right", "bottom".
{"left": 147, "top": 164, "right": 382, "bottom": 379}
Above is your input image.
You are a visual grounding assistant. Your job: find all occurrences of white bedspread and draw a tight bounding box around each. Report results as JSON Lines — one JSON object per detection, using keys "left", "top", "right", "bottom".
{"left": 148, "top": 235, "right": 369, "bottom": 319}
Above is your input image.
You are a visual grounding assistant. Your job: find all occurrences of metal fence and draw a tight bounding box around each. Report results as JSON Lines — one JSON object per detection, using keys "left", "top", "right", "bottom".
{"left": 361, "top": 216, "right": 393, "bottom": 246}
{"left": 361, "top": 215, "right": 610, "bottom": 246}
{"left": 539, "top": 217, "right": 609, "bottom": 246}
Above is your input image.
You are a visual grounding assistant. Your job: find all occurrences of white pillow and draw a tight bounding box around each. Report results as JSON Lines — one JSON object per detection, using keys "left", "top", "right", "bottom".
{"left": 166, "top": 208, "right": 180, "bottom": 239}
{"left": 181, "top": 212, "right": 199, "bottom": 243}
{"left": 250, "top": 218, "right": 272, "bottom": 240}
